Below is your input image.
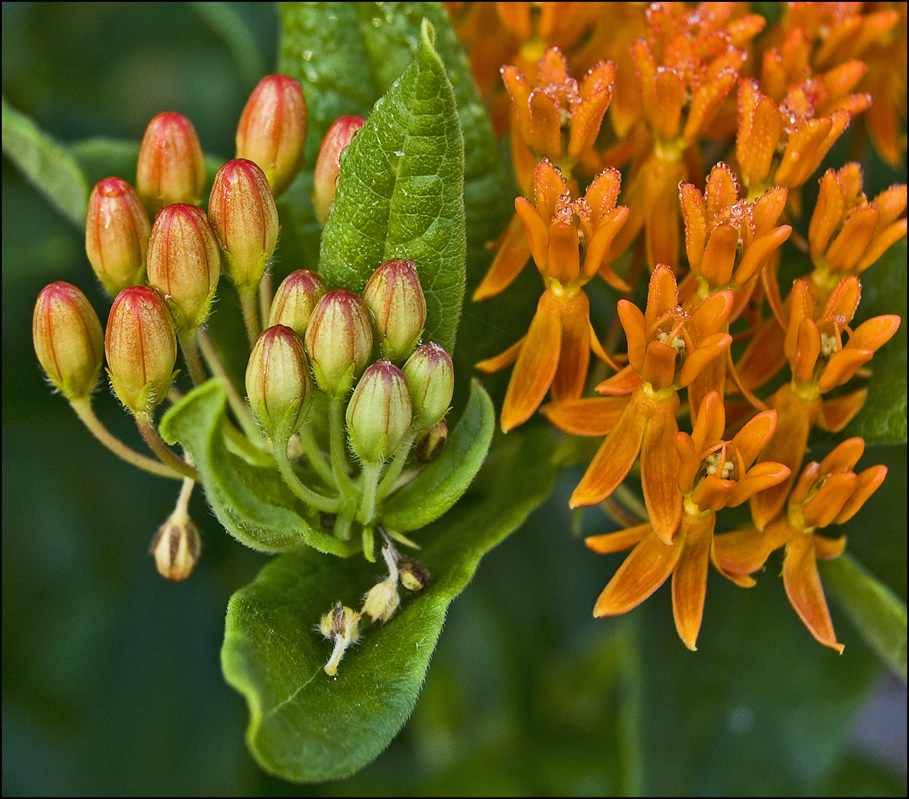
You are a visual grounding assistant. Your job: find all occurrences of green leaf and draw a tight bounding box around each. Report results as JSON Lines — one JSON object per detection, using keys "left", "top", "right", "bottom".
{"left": 1, "top": 95, "right": 90, "bottom": 228}
{"left": 381, "top": 378, "right": 494, "bottom": 531}
{"left": 822, "top": 553, "right": 908, "bottom": 681}
{"left": 316, "top": 20, "right": 465, "bottom": 353}
{"left": 222, "top": 425, "right": 558, "bottom": 782}
{"left": 159, "top": 380, "right": 357, "bottom": 557}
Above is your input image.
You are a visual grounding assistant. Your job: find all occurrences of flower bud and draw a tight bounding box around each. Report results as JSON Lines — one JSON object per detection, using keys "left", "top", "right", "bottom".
{"left": 33, "top": 282, "right": 104, "bottom": 402}
{"left": 362, "top": 260, "right": 427, "bottom": 362}
{"left": 345, "top": 360, "right": 413, "bottom": 463}
{"left": 236, "top": 75, "right": 308, "bottom": 197}
{"left": 136, "top": 112, "right": 206, "bottom": 216}
{"left": 414, "top": 420, "right": 448, "bottom": 462}
{"left": 361, "top": 577, "right": 400, "bottom": 625}
{"left": 150, "top": 512, "right": 201, "bottom": 582}
{"left": 146, "top": 203, "right": 221, "bottom": 334}
{"left": 319, "top": 602, "right": 360, "bottom": 676}
{"left": 402, "top": 342, "right": 454, "bottom": 431}
{"left": 208, "top": 159, "right": 279, "bottom": 295}
{"left": 304, "top": 289, "right": 373, "bottom": 397}
{"left": 312, "top": 115, "right": 365, "bottom": 225}
{"left": 85, "top": 177, "right": 151, "bottom": 296}
{"left": 397, "top": 558, "right": 430, "bottom": 592}
{"left": 268, "top": 269, "right": 327, "bottom": 337}
{"left": 105, "top": 286, "right": 177, "bottom": 416}
{"left": 245, "top": 325, "right": 313, "bottom": 443}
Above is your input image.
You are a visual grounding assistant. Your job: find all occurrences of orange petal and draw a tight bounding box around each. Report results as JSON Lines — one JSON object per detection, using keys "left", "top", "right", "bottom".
{"left": 691, "top": 390, "right": 726, "bottom": 452}
{"left": 713, "top": 517, "right": 792, "bottom": 576}
{"left": 641, "top": 392, "right": 682, "bottom": 542}
{"left": 692, "top": 474, "right": 735, "bottom": 512}
{"left": 675, "top": 433, "right": 700, "bottom": 495}
{"left": 528, "top": 89, "right": 563, "bottom": 157}
{"left": 680, "top": 182, "right": 708, "bottom": 268}
{"left": 644, "top": 265, "right": 679, "bottom": 331}
{"left": 551, "top": 293, "right": 590, "bottom": 400}
{"left": 585, "top": 522, "right": 651, "bottom": 554}
{"left": 586, "top": 208, "right": 631, "bottom": 288}
{"left": 684, "top": 68, "right": 736, "bottom": 141}
{"left": 672, "top": 514, "right": 714, "bottom": 650}
{"left": 500, "top": 298, "right": 561, "bottom": 432}
{"left": 689, "top": 289, "right": 734, "bottom": 338}
{"left": 735, "top": 224, "right": 791, "bottom": 285}
{"left": 825, "top": 206, "right": 879, "bottom": 272}
{"left": 643, "top": 339, "right": 679, "bottom": 391}
{"left": 847, "top": 314, "right": 901, "bottom": 352}
{"left": 817, "top": 348, "right": 871, "bottom": 392}
{"left": 570, "top": 391, "right": 647, "bottom": 508}
{"left": 568, "top": 88, "right": 613, "bottom": 159}
{"left": 475, "top": 336, "right": 525, "bottom": 373}
{"left": 809, "top": 169, "right": 845, "bottom": 260}
{"left": 593, "top": 529, "right": 682, "bottom": 616}
{"left": 736, "top": 80, "right": 781, "bottom": 188}
{"left": 727, "top": 461, "right": 791, "bottom": 507}
{"left": 595, "top": 364, "right": 643, "bottom": 396}
{"left": 515, "top": 197, "right": 550, "bottom": 273}
{"left": 540, "top": 395, "right": 630, "bottom": 436}
{"left": 783, "top": 533, "right": 844, "bottom": 653}
{"left": 814, "top": 534, "right": 847, "bottom": 561}
{"left": 819, "top": 390, "right": 867, "bottom": 432}
{"left": 792, "top": 317, "right": 821, "bottom": 385}
{"left": 857, "top": 219, "right": 908, "bottom": 273}
{"left": 649, "top": 66, "right": 684, "bottom": 141}
{"left": 473, "top": 214, "right": 533, "bottom": 301}
{"left": 700, "top": 224, "right": 739, "bottom": 287}
{"left": 678, "top": 332, "right": 732, "bottom": 389}
{"left": 731, "top": 409, "right": 778, "bottom": 467}
{"left": 547, "top": 222, "right": 581, "bottom": 285}
{"left": 733, "top": 315, "right": 787, "bottom": 392}
{"left": 617, "top": 300, "right": 647, "bottom": 374}
{"left": 705, "top": 163, "right": 740, "bottom": 222}
{"left": 834, "top": 465, "right": 887, "bottom": 524}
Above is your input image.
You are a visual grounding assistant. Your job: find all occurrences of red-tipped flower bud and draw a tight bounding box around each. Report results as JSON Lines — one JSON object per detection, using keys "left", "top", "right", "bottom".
{"left": 146, "top": 203, "right": 221, "bottom": 334}
{"left": 245, "top": 325, "right": 313, "bottom": 443}
{"left": 105, "top": 286, "right": 177, "bottom": 416}
{"left": 236, "top": 75, "right": 308, "bottom": 197}
{"left": 208, "top": 158, "right": 279, "bottom": 295}
{"left": 136, "top": 112, "right": 206, "bottom": 216}
{"left": 345, "top": 360, "right": 413, "bottom": 463}
{"left": 362, "top": 259, "right": 427, "bottom": 361}
{"left": 33, "top": 282, "right": 104, "bottom": 402}
{"left": 85, "top": 177, "right": 151, "bottom": 296}
{"left": 402, "top": 342, "right": 454, "bottom": 431}
{"left": 312, "top": 115, "right": 365, "bottom": 225}
{"left": 304, "top": 289, "right": 373, "bottom": 397}
{"left": 268, "top": 269, "right": 327, "bottom": 337}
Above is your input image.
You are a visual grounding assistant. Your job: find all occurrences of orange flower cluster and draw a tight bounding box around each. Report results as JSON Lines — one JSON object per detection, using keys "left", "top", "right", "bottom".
{"left": 451, "top": 1, "right": 906, "bottom": 652}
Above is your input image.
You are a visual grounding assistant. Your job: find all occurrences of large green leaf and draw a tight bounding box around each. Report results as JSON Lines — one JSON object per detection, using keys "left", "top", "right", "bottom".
{"left": 221, "top": 426, "right": 558, "bottom": 782}
{"left": 381, "top": 378, "right": 494, "bottom": 531}
{"left": 1, "top": 95, "right": 89, "bottom": 228}
{"left": 315, "top": 19, "right": 465, "bottom": 353}
{"left": 159, "top": 380, "right": 357, "bottom": 557}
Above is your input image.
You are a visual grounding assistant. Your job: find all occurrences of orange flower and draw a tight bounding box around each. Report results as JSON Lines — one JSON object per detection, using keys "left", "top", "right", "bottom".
{"left": 566, "top": 266, "right": 734, "bottom": 541}
{"left": 749, "top": 277, "right": 901, "bottom": 529}
{"left": 476, "top": 160, "right": 629, "bottom": 431}
{"left": 715, "top": 438, "right": 888, "bottom": 653}
{"left": 586, "top": 391, "right": 788, "bottom": 650}
{"left": 808, "top": 163, "right": 908, "bottom": 299}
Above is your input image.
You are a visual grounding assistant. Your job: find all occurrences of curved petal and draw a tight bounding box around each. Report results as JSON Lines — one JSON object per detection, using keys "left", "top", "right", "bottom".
{"left": 814, "top": 534, "right": 847, "bottom": 561}
{"left": 801, "top": 472, "right": 857, "bottom": 527}
{"left": 473, "top": 214, "right": 532, "bottom": 301}
{"left": 727, "top": 461, "right": 791, "bottom": 507}
{"left": 731, "top": 410, "right": 778, "bottom": 468}
{"left": 475, "top": 336, "right": 525, "bottom": 373}
{"left": 593, "top": 530, "right": 682, "bottom": 616}
{"left": 515, "top": 197, "right": 550, "bottom": 273}
{"left": 672, "top": 514, "right": 714, "bottom": 650}
{"left": 834, "top": 465, "right": 888, "bottom": 524}
{"left": 585, "top": 523, "right": 651, "bottom": 554}
{"left": 596, "top": 365, "right": 643, "bottom": 396}
{"left": 617, "top": 300, "right": 647, "bottom": 373}
{"left": 541, "top": 395, "right": 630, "bottom": 436}
{"left": 678, "top": 332, "right": 732, "bottom": 388}
{"left": 783, "top": 533, "right": 844, "bottom": 653}
{"left": 641, "top": 392, "right": 682, "bottom": 542}
{"left": 700, "top": 224, "right": 739, "bottom": 288}
{"left": 817, "top": 348, "right": 872, "bottom": 393}
{"left": 551, "top": 293, "right": 591, "bottom": 400}
{"left": 819, "top": 390, "right": 867, "bottom": 432}
{"left": 713, "top": 517, "right": 792, "bottom": 576}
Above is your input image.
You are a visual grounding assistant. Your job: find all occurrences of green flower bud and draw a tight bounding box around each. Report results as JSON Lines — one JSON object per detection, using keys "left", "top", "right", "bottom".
{"left": 414, "top": 420, "right": 448, "bottom": 462}
{"left": 312, "top": 115, "right": 365, "bottom": 225}
{"left": 150, "top": 512, "right": 201, "bottom": 582}
{"left": 33, "top": 282, "right": 104, "bottom": 402}
{"left": 105, "top": 286, "right": 177, "bottom": 416}
{"left": 345, "top": 360, "right": 412, "bottom": 463}
{"left": 362, "top": 259, "right": 426, "bottom": 361}
{"left": 208, "top": 158, "right": 279, "bottom": 295}
{"left": 85, "top": 177, "right": 150, "bottom": 296}
{"left": 146, "top": 203, "right": 221, "bottom": 334}
{"left": 245, "top": 325, "right": 313, "bottom": 443}
{"left": 304, "top": 289, "right": 373, "bottom": 398}
{"left": 402, "top": 342, "right": 454, "bottom": 431}
{"left": 236, "top": 75, "right": 308, "bottom": 198}
{"left": 136, "top": 112, "right": 206, "bottom": 216}
{"left": 268, "top": 269, "right": 327, "bottom": 337}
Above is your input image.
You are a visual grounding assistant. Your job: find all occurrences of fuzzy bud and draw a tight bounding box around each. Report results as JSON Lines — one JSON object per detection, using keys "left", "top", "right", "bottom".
{"left": 208, "top": 159, "right": 279, "bottom": 295}
{"left": 146, "top": 203, "right": 221, "bottom": 334}
{"left": 105, "top": 286, "right": 177, "bottom": 416}
{"left": 245, "top": 325, "right": 313, "bottom": 443}
{"left": 319, "top": 602, "right": 360, "bottom": 676}
{"left": 312, "top": 115, "right": 365, "bottom": 225}
{"left": 33, "top": 282, "right": 104, "bottom": 402}
{"left": 402, "top": 342, "right": 454, "bottom": 431}
{"left": 304, "top": 289, "right": 373, "bottom": 397}
{"left": 397, "top": 557, "right": 430, "bottom": 592}
{"left": 136, "top": 112, "right": 206, "bottom": 216}
{"left": 361, "top": 259, "right": 427, "bottom": 362}
{"left": 85, "top": 177, "right": 151, "bottom": 296}
{"left": 236, "top": 75, "right": 308, "bottom": 197}
{"left": 268, "top": 269, "right": 327, "bottom": 337}
{"left": 361, "top": 577, "right": 401, "bottom": 625}
{"left": 150, "top": 511, "right": 201, "bottom": 582}
{"left": 414, "top": 420, "right": 448, "bottom": 462}
{"left": 345, "top": 360, "right": 413, "bottom": 463}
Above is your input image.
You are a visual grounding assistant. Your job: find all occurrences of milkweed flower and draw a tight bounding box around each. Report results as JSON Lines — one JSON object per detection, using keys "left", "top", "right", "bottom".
{"left": 475, "top": 160, "right": 629, "bottom": 432}
{"left": 715, "top": 438, "right": 887, "bottom": 653}
{"left": 586, "top": 392, "right": 789, "bottom": 650}
{"left": 749, "top": 277, "right": 900, "bottom": 529}
{"left": 564, "top": 266, "right": 734, "bottom": 541}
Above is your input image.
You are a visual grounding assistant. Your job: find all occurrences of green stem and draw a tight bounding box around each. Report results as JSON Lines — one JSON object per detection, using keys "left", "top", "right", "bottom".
{"left": 239, "top": 288, "right": 261, "bottom": 349}
{"left": 135, "top": 414, "right": 199, "bottom": 481}
{"left": 329, "top": 397, "right": 356, "bottom": 498}
{"left": 258, "top": 271, "right": 273, "bottom": 332}
{"left": 298, "top": 422, "right": 336, "bottom": 488}
{"left": 377, "top": 429, "right": 418, "bottom": 500}
{"left": 69, "top": 399, "right": 183, "bottom": 480}
{"left": 198, "top": 331, "right": 263, "bottom": 444}
{"left": 273, "top": 438, "right": 341, "bottom": 514}
{"left": 177, "top": 329, "right": 207, "bottom": 386}
{"left": 357, "top": 460, "right": 382, "bottom": 525}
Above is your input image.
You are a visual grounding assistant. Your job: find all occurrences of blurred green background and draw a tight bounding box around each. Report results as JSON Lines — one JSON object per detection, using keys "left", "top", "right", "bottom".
{"left": 2, "top": 3, "right": 906, "bottom": 795}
